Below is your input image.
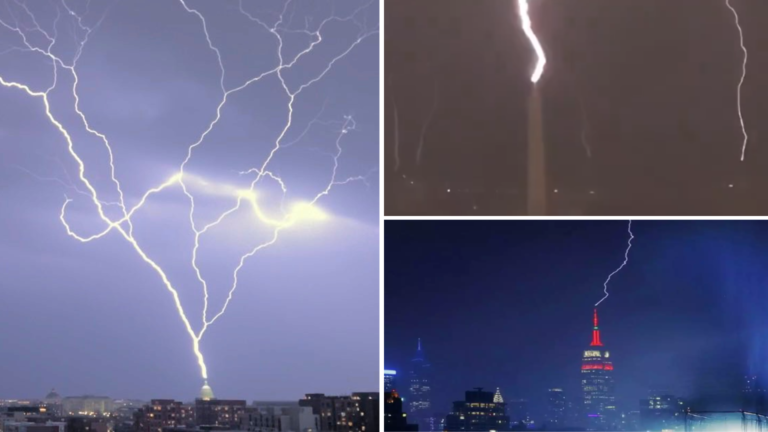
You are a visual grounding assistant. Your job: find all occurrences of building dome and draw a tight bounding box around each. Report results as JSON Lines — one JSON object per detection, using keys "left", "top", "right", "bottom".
{"left": 200, "top": 381, "right": 214, "bottom": 400}
{"left": 45, "top": 388, "right": 61, "bottom": 400}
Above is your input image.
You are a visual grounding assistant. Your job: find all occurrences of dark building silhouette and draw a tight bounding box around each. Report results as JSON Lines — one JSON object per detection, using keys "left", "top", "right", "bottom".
{"left": 409, "top": 338, "right": 432, "bottom": 428}
{"left": 545, "top": 388, "right": 567, "bottom": 428}
{"left": 385, "top": 391, "right": 418, "bottom": 432}
{"left": 506, "top": 398, "right": 531, "bottom": 428}
{"left": 445, "top": 388, "right": 510, "bottom": 431}
{"left": 743, "top": 375, "right": 768, "bottom": 414}
{"left": 581, "top": 309, "right": 616, "bottom": 431}
{"left": 66, "top": 417, "right": 108, "bottom": 432}
{"left": 194, "top": 399, "right": 245, "bottom": 429}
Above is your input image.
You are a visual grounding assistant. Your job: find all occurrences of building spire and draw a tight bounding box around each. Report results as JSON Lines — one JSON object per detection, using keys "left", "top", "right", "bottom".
{"left": 494, "top": 387, "right": 504, "bottom": 403}
{"left": 591, "top": 308, "right": 603, "bottom": 346}
{"left": 418, "top": 337, "right": 421, "bottom": 351}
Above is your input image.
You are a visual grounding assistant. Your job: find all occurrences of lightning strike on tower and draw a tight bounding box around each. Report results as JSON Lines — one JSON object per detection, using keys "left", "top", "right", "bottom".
{"left": 518, "top": 0, "right": 547, "bottom": 215}
{"left": 0, "top": 0, "right": 377, "bottom": 390}
{"left": 595, "top": 221, "right": 634, "bottom": 307}
{"left": 724, "top": 0, "right": 749, "bottom": 161}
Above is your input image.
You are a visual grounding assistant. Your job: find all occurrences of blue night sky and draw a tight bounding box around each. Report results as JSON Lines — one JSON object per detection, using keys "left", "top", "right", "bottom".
{"left": 0, "top": 0, "right": 379, "bottom": 401}
{"left": 385, "top": 220, "right": 768, "bottom": 419}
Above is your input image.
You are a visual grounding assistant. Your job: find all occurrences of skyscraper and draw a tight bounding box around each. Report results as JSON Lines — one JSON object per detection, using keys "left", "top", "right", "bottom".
{"left": 545, "top": 388, "right": 567, "bottom": 427}
{"left": 581, "top": 309, "right": 616, "bottom": 431}
{"left": 385, "top": 370, "right": 397, "bottom": 392}
{"left": 409, "top": 338, "right": 432, "bottom": 428}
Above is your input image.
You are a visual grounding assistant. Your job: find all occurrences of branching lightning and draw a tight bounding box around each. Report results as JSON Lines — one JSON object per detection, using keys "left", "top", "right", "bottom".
{"left": 724, "top": 0, "right": 748, "bottom": 161}
{"left": 594, "top": 220, "right": 634, "bottom": 307}
{"left": 517, "top": 0, "right": 546, "bottom": 84}
{"left": 0, "top": 0, "right": 377, "bottom": 384}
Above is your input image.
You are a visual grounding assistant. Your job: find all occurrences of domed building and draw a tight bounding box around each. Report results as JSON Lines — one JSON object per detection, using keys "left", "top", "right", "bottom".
{"left": 44, "top": 388, "right": 63, "bottom": 415}
{"left": 199, "top": 381, "right": 214, "bottom": 401}
{"left": 45, "top": 388, "right": 61, "bottom": 402}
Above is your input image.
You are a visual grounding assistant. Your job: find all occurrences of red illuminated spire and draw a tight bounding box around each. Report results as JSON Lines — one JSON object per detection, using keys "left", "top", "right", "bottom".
{"left": 590, "top": 308, "right": 603, "bottom": 346}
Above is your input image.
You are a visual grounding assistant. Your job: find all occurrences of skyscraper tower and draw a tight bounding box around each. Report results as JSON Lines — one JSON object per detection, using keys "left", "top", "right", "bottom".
{"left": 527, "top": 86, "right": 547, "bottom": 215}
{"left": 581, "top": 309, "right": 616, "bottom": 431}
{"left": 409, "top": 338, "right": 432, "bottom": 428}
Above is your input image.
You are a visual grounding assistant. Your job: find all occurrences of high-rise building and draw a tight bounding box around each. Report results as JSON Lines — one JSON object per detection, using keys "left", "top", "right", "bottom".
{"left": 444, "top": 388, "right": 510, "bottom": 432}
{"left": 384, "top": 391, "right": 418, "bottom": 432}
{"left": 299, "top": 393, "right": 378, "bottom": 432}
{"left": 384, "top": 370, "right": 397, "bottom": 392}
{"left": 409, "top": 338, "right": 431, "bottom": 427}
{"left": 545, "top": 389, "right": 566, "bottom": 427}
{"left": 581, "top": 309, "right": 616, "bottom": 431}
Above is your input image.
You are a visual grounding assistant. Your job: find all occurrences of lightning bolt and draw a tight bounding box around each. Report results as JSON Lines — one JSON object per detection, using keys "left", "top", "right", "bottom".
{"left": 518, "top": 0, "right": 547, "bottom": 84}
{"left": 594, "top": 220, "right": 634, "bottom": 307}
{"left": 1, "top": 0, "right": 377, "bottom": 384}
{"left": 724, "top": 0, "right": 748, "bottom": 161}
{"left": 415, "top": 80, "right": 438, "bottom": 166}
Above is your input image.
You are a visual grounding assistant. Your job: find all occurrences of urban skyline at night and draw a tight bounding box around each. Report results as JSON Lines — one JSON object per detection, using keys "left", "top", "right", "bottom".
{"left": 385, "top": 219, "right": 768, "bottom": 430}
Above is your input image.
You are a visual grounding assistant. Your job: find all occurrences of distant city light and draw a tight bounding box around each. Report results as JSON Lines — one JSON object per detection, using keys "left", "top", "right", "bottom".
{"left": 384, "top": 370, "right": 397, "bottom": 375}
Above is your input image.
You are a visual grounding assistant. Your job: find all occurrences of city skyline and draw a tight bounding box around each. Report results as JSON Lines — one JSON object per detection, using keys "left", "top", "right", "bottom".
{"left": 385, "top": 220, "right": 768, "bottom": 425}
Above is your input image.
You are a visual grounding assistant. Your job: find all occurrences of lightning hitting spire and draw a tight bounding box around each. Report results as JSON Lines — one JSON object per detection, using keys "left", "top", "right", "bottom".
{"left": 518, "top": 0, "right": 547, "bottom": 84}
{"left": 724, "top": 0, "right": 748, "bottom": 161}
{"left": 594, "top": 220, "right": 634, "bottom": 307}
{"left": 1, "top": 0, "right": 377, "bottom": 384}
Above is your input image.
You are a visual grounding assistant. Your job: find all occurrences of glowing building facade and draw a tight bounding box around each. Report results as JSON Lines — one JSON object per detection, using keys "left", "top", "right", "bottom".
{"left": 581, "top": 309, "right": 616, "bottom": 431}
{"left": 409, "top": 339, "right": 431, "bottom": 426}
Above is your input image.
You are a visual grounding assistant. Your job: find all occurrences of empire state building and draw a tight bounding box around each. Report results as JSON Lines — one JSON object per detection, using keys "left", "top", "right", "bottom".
{"left": 581, "top": 309, "right": 616, "bottom": 431}
{"left": 409, "top": 338, "right": 432, "bottom": 428}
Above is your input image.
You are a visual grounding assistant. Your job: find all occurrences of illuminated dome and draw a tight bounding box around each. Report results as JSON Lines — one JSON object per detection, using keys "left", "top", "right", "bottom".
{"left": 200, "top": 381, "right": 214, "bottom": 400}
